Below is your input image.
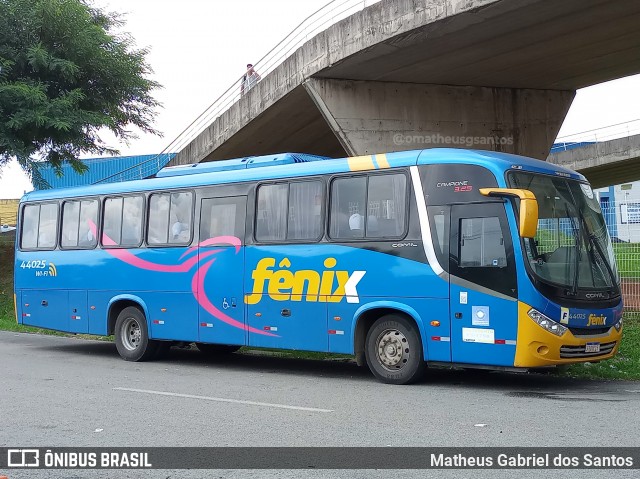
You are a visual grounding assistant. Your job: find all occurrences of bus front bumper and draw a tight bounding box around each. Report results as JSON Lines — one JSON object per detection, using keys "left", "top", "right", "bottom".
{"left": 513, "top": 302, "right": 622, "bottom": 368}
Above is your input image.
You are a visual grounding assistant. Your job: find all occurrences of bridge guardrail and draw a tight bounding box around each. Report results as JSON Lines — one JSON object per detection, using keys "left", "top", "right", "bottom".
{"left": 95, "top": 0, "right": 381, "bottom": 184}
{"left": 552, "top": 119, "right": 640, "bottom": 153}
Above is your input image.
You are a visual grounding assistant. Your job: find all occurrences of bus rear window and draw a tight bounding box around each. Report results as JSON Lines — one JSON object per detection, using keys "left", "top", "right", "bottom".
{"left": 21, "top": 203, "right": 58, "bottom": 250}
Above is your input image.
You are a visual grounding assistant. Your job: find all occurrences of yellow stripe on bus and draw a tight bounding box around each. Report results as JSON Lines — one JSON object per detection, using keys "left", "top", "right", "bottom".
{"left": 347, "top": 155, "right": 375, "bottom": 171}
{"left": 376, "top": 154, "right": 390, "bottom": 169}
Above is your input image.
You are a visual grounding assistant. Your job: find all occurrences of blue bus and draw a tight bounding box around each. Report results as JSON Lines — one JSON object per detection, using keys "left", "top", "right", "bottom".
{"left": 14, "top": 148, "right": 623, "bottom": 384}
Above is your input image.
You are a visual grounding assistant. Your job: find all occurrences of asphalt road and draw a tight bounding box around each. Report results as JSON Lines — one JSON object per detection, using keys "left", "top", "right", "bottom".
{"left": 2, "top": 330, "right": 640, "bottom": 479}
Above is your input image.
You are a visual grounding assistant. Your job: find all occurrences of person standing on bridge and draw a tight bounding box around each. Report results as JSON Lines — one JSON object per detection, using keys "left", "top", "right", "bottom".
{"left": 241, "top": 63, "right": 261, "bottom": 95}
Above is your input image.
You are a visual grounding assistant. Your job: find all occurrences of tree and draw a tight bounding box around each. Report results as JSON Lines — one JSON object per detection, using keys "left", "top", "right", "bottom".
{"left": 0, "top": 0, "right": 161, "bottom": 188}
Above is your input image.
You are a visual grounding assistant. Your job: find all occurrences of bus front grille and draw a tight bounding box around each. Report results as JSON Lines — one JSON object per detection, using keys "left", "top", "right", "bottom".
{"left": 568, "top": 326, "right": 611, "bottom": 337}
{"left": 559, "top": 342, "right": 617, "bottom": 359}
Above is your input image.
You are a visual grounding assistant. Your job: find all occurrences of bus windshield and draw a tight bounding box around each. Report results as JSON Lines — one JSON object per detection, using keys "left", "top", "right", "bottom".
{"left": 508, "top": 172, "right": 619, "bottom": 294}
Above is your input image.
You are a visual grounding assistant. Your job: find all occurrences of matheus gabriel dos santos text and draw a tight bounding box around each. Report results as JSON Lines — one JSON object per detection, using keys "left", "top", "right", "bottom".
{"left": 431, "top": 453, "right": 633, "bottom": 468}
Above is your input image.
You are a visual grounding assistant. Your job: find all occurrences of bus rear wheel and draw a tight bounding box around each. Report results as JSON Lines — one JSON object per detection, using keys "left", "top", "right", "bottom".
{"left": 365, "top": 315, "right": 425, "bottom": 385}
{"left": 114, "top": 306, "right": 158, "bottom": 362}
{"left": 195, "top": 343, "right": 241, "bottom": 356}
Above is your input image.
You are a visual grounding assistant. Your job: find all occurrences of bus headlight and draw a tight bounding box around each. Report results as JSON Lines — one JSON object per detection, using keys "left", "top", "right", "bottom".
{"left": 614, "top": 318, "right": 623, "bottom": 332}
{"left": 528, "top": 308, "right": 568, "bottom": 337}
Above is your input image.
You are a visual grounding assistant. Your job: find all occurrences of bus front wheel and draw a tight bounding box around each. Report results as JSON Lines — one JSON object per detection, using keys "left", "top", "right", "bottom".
{"left": 115, "top": 306, "right": 158, "bottom": 362}
{"left": 365, "top": 315, "right": 425, "bottom": 385}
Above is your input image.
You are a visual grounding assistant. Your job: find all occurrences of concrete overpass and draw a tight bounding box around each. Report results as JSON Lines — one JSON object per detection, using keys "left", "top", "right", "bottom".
{"left": 548, "top": 134, "right": 640, "bottom": 189}
{"left": 168, "top": 0, "right": 640, "bottom": 168}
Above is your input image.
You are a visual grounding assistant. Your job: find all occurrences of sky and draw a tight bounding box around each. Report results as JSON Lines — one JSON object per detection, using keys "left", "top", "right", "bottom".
{"left": 0, "top": 0, "right": 639, "bottom": 199}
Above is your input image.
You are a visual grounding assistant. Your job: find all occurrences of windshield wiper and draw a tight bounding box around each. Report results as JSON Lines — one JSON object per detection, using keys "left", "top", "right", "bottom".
{"left": 574, "top": 207, "right": 619, "bottom": 294}
{"left": 564, "top": 204, "right": 581, "bottom": 296}
{"left": 565, "top": 183, "right": 619, "bottom": 294}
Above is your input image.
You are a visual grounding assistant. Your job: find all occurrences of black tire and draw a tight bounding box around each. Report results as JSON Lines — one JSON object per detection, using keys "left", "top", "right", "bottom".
{"left": 114, "top": 306, "right": 158, "bottom": 361}
{"left": 195, "top": 343, "right": 241, "bottom": 356}
{"left": 365, "top": 315, "right": 425, "bottom": 385}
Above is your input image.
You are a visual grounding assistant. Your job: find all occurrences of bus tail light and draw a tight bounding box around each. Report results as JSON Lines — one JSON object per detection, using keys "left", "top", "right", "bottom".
{"left": 528, "top": 308, "right": 567, "bottom": 337}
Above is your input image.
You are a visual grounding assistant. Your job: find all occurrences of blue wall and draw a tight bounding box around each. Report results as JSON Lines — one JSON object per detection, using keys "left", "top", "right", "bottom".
{"left": 37, "top": 153, "right": 175, "bottom": 189}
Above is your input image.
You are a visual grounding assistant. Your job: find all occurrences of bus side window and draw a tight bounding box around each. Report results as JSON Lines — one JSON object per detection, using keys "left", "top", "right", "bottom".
{"left": 288, "top": 181, "right": 323, "bottom": 241}
{"left": 103, "top": 197, "right": 123, "bottom": 245}
{"left": 450, "top": 204, "right": 516, "bottom": 298}
{"left": 427, "top": 206, "right": 450, "bottom": 270}
{"left": 61, "top": 201, "right": 81, "bottom": 248}
{"left": 37, "top": 203, "right": 58, "bottom": 249}
{"left": 168, "top": 192, "right": 193, "bottom": 244}
{"left": 62, "top": 199, "right": 98, "bottom": 249}
{"left": 256, "top": 184, "right": 288, "bottom": 241}
{"left": 148, "top": 192, "right": 192, "bottom": 246}
{"left": 78, "top": 200, "right": 98, "bottom": 247}
{"left": 121, "top": 196, "right": 143, "bottom": 246}
{"left": 459, "top": 217, "right": 507, "bottom": 268}
{"left": 102, "top": 196, "right": 143, "bottom": 247}
{"left": 330, "top": 177, "right": 366, "bottom": 239}
{"left": 366, "top": 174, "right": 406, "bottom": 238}
{"left": 255, "top": 181, "right": 323, "bottom": 243}
{"left": 200, "top": 196, "right": 246, "bottom": 244}
{"left": 330, "top": 173, "right": 406, "bottom": 240}
{"left": 148, "top": 194, "right": 169, "bottom": 244}
{"left": 21, "top": 204, "right": 40, "bottom": 249}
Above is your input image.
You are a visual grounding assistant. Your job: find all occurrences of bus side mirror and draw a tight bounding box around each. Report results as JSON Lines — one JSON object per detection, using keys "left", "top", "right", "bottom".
{"left": 479, "top": 188, "right": 539, "bottom": 238}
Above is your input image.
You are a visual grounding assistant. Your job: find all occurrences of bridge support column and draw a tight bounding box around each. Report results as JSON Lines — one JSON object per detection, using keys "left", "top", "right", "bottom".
{"left": 303, "top": 78, "right": 574, "bottom": 160}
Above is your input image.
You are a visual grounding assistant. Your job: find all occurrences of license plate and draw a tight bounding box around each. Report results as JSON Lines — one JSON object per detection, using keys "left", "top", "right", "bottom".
{"left": 585, "top": 342, "right": 601, "bottom": 353}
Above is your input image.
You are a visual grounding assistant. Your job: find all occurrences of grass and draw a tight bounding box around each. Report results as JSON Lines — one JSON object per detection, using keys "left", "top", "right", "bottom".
{"left": 561, "top": 316, "right": 640, "bottom": 380}
{"left": 0, "top": 240, "right": 66, "bottom": 336}
{"left": 0, "top": 242, "right": 638, "bottom": 379}
{"left": 613, "top": 243, "right": 640, "bottom": 279}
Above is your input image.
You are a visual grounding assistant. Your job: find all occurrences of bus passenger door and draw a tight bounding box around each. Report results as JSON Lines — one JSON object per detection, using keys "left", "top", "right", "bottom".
{"left": 197, "top": 196, "right": 247, "bottom": 346}
{"left": 449, "top": 203, "right": 519, "bottom": 366}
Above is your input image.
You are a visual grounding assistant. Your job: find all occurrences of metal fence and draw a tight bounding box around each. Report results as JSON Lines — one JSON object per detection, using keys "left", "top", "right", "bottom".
{"left": 533, "top": 205, "right": 640, "bottom": 315}
{"left": 552, "top": 119, "right": 640, "bottom": 152}
{"left": 95, "top": 0, "right": 382, "bottom": 185}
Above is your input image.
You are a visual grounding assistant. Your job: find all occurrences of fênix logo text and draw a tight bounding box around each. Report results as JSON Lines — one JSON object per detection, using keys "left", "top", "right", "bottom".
{"left": 245, "top": 257, "right": 366, "bottom": 304}
{"left": 587, "top": 314, "right": 607, "bottom": 327}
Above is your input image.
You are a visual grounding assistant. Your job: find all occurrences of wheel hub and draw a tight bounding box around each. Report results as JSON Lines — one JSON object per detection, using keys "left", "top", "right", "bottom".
{"left": 122, "top": 318, "right": 142, "bottom": 351}
{"left": 376, "top": 329, "right": 409, "bottom": 370}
